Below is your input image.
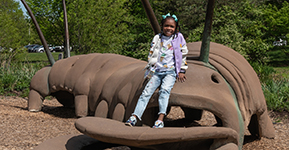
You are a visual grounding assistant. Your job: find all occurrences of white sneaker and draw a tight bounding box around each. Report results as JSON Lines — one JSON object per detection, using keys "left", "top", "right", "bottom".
{"left": 152, "top": 120, "right": 164, "bottom": 128}
{"left": 125, "top": 116, "right": 137, "bottom": 127}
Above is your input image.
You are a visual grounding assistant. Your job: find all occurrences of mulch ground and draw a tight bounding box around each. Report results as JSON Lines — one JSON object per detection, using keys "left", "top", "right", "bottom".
{"left": 0, "top": 96, "right": 288, "bottom": 150}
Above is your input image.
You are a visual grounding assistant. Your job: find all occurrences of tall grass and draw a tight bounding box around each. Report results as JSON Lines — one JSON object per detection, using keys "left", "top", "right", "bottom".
{"left": 0, "top": 52, "right": 71, "bottom": 97}
{"left": 0, "top": 62, "right": 45, "bottom": 97}
{"left": 262, "top": 79, "right": 289, "bottom": 112}
{"left": 251, "top": 63, "right": 289, "bottom": 112}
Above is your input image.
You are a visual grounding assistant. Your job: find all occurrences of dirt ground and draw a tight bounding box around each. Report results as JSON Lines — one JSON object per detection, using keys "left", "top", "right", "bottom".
{"left": 0, "top": 96, "right": 288, "bottom": 150}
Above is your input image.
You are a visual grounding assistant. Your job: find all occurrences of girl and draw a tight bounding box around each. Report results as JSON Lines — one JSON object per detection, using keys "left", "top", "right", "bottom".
{"left": 125, "top": 13, "right": 188, "bottom": 128}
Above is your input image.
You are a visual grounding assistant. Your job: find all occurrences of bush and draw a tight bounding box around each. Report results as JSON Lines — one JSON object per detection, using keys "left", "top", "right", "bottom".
{"left": 262, "top": 78, "right": 289, "bottom": 112}
{"left": 250, "top": 62, "right": 276, "bottom": 83}
{"left": 0, "top": 62, "right": 45, "bottom": 97}
{"left": 121, "top": 42, "right": 149, "bottom": 60}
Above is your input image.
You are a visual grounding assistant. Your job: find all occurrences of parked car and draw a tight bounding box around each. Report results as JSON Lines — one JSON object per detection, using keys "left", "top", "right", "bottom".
{"left": 48, "top": 45, "right": 54, "bottom": 52}
{"left": 35, "top": 45, "right": 54, "bottom": 53}
{"left": 25, "top": 44, "right": 37, "bottom": 52}
{"left": 28, "top": 45, "right": 40, "bottom": 52}
{"left": 34, "top": 46, "right": 45, "bottom": 53}
{"left": 52, "top": 45, "right": 64, "bottom": 52}
{"left": 24, "top": 45, "right": 32, "bottom": 49}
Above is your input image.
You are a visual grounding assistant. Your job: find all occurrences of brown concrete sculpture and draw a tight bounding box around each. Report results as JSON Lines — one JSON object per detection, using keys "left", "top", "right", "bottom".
{"left": 21, "top": 0, "right": 274, "bottom": 149}
{"left": 31, "top": 42, "right": 274, "bottom": 150}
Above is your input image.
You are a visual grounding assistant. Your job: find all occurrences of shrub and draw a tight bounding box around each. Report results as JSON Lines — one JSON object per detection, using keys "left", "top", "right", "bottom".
{"left": 262, "top": 78, "right": 289, "bottom": 112}
{"left": 0, "top": 62, "right": 45, "bottom": 97}
{"left": 250, "top": 62, "right": 276, "bottom": 83}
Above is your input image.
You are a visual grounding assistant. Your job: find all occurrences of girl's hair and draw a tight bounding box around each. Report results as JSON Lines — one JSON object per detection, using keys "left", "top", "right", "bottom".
{"left": 161, "top": 16, "right": 181, "bottom": 36}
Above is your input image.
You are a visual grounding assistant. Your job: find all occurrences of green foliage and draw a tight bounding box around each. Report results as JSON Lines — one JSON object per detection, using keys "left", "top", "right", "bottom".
{"left": 26, "top": 0, "right": 64, "bottom": 45}
{"left": 0, "top": 0, "right": 43, "bottom": 97}
{"left": 66, "top": 0, "right": 133, "bottom": 54}
{"left": 119, "top": 0, "right": 153, "bottom": 60}
{"left": 0, "top": 62, "right": 45, "bottom": 97}
{"left": 274, "top": 66, "right": 289, "bottom": 79}
{"left": 0, "top": 0, "right": 28, "bottom": 49}
{"left": 0, "top": 0, "right": 33, "bottom": 65}
{"left": 122, "top": 42, "right": 149, "bottom": 60}
{"left": 263, "top": 2, "right": 289, "bottom": 66}
{"left": 26, "top": 0, "right": 134, "bottom": 54}
{"left": 268, "top": 45, "right": 289, "bottom": 66}
{"left": 188, "top": 1, "right": 271, "bottom": 65}
{"left": 152, "top": 0, "right": 207, "bottom": 38}
{"left": 262, "top": 78, "right": 289, "bottom": 112}
{"left": 263, "top": 1, "right": 289, "bottom": 38}
{"left": 251, "top": 62, "right": 276, "bottom": 82}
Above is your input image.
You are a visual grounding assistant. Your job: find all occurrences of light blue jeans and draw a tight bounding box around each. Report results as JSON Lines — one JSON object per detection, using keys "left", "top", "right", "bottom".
{"left": 132, "top": 70, "right": 177, "bottom": 121}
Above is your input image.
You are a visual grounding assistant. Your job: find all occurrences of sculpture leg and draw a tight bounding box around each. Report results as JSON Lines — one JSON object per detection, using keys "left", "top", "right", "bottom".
{"left": 94, "top": 100, "right": 108, "bottom": 118}
{"left": 75, "top": 95, "right": 88, "bottom": 117}
{"left": 257, "top": 110, "right": 275, "bottom": 138}
{"left": 112, "top": 103, "right": 125, "bottom": 122}
{"left": 28, "top": 89, "right": 44, "bottom": 112}
{"left": 248, "top": 110, "right": 275, "bottom": 139}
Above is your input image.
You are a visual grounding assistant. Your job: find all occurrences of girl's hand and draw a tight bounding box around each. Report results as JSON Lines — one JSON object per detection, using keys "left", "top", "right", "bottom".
{"left": 177, "top": 73, "right": 186, "bottom": 83}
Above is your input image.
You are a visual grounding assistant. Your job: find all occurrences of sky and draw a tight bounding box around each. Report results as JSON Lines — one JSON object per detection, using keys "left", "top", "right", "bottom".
{"left": 15, "top": 0, "right": 28, "bottom": 16}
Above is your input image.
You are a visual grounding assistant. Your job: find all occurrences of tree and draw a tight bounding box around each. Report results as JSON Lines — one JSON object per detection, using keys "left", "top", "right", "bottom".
{"left": 66, "top": 0, "right": 133, "bottom": 54}
{"left": 212, "top": 1, "right": 269, "bottom": 64}
{"left": 262, "top": 1, "right": 289, "bottom": 65}
{"left": 0, "top": 0, "right": 31, "bottom": 66}
{"left": 184, "top": 0, "right": 270, "bottom": 65}
{"left": 27, "top": 0, "right": 136, "bottom": 54}
{"left": 263, "top": 1, "right": 289, "bottom": 38}
{"left": 26, "top": 0, "right": 64, "bottom": 45}
{"left": 119, "top": 0, "right": 154, "bottom": 59}
{"left": 0, "top": 0, "right": 29, "bottom": 48}
{"left": 152, "top": 0, "right": 207, "bottom": 38}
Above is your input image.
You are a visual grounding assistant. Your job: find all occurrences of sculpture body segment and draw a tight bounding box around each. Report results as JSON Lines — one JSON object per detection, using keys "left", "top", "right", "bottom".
{"left": 29, "top": 53, "right": 147, "bottom": 119}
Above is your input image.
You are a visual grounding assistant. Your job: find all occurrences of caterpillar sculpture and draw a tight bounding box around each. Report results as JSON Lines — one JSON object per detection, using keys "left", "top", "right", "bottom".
{"left": 21, "top": 0, "right": 274, "bottom": 149}
{"left": 29, "top": 42, "right": 274, "bottom": 150}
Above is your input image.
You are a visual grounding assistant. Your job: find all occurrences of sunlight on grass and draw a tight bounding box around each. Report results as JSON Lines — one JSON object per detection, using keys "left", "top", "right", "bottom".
{"left": 274, "top": 66, "right": 289, "bottom": 79}
{"left": 16, "top": 52, "right": 76, "bottom": 63}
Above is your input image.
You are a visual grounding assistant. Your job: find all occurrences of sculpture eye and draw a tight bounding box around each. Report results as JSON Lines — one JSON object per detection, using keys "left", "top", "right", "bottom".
{"left": 211, "top": 74, "right": 219, "bottom": 84}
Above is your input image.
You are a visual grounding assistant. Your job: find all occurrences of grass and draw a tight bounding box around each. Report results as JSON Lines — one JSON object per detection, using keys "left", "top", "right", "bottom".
{"left": 262, "top": 78, "right": 289, "bottom": 112}
{"left": 274, "top": 66, "right": 289, "bottom": 79}
{"left": 262, "top": 66, "right": 289, "bottom": 112}
{"left": 0, "top": 52, "right": 76, "bottom": 97}
{"left": 16, "top": 52, "right": 75, "bottom": 63}
{"left": 0, "top": 62, "right": 45, "bottom": 97}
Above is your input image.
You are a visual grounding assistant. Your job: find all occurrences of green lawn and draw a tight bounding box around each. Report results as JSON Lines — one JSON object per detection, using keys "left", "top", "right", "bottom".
{"left": 274, "top": 66, "right": 289, "bottom": 79}
{"left": 16, "top": 52, "right": 75, "bottom": 63}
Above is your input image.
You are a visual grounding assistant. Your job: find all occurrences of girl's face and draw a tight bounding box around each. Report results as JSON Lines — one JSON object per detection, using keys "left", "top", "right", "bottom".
{"left": 162, "top": 18, "right": 176, "bottom": 37}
